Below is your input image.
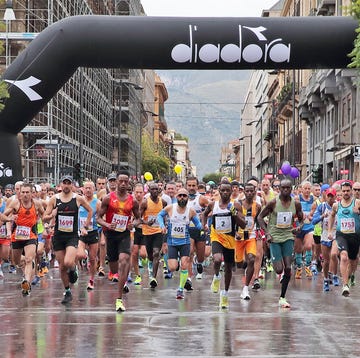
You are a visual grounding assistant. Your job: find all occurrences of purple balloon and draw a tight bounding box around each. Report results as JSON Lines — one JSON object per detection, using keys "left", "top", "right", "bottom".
{"left": 281, "top": 162, "right": 291, "bottom": 175}
{"left": 290, "top": 167, "right": 299, "bottom": 178}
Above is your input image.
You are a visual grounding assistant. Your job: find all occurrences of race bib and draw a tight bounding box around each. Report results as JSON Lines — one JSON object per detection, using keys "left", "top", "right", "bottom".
{"left": 15, "top": 225, "right": 31, "bottom": 240}
{"left": 148, "top": 215, "right": 159, "bottom": 227}
{"left": 323, "top": 217, "right": 329, "bottom": 230}
{"left": 112, "top": 214, "right": 128, "bottom": 232}
{"left": 58, "top": 215, "right": 74, "bottom": 232}
{"left": 340, "top": 218, "right": 355, "bottom": 234}
{"left": 276, "top": 212, "right": 292, "bottom": 228}
{"left": 171, "top": 223, "right": 186, "bottom": 238}
{"left": 79, "top": 217, "right": 94, "bottom": 231}
{"left": 0, "top": 225, "right": 6, "bottom": 238}
{"left": 214, "top": 215, "right": 232, "bottom": 233}
{"left": 245, "top": 216, "right": 254, "bottom": 230}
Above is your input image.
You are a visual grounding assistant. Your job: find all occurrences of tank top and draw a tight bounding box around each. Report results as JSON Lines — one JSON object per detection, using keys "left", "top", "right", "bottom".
{"left": 105, "top": 192, "right": 133, "bottom": 233}
{"left": 54, "top": 194, "right": 79, "bottom": 237}
{"left": 187, "top": 194, "right": 203, "bottom": 228}
{"left": 320, "top": 203, "right": 336, "bottom": 242}
{"left": 12, "top": 202, "right": 38, "bottom": 241}
{"left": 236, "top": 201, "right": 257, "bottom": 240}
{"left": 167, "top": 203, "right": 191, "bottom": 246}
{"left": 210, "top": 201, "right": 236, "bottom": 249}
{"left": 268, "top": 197, "right": 296, "bottom": 243}
{"left": 336, "top": 199, "right": 360, "bottom": 234}
{"left": 298, "top": 194, "right": 314, "bottom": 231}
{"left": 79, "top": 197, "right": 98, "bottom": 232}
{"left": 142, "top": 197, "right": 163, "bottom": 235}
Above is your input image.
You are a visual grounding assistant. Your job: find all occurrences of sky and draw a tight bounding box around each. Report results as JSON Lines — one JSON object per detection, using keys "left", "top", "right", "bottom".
{"left": 141, "top": 0, "right": 280, "bottom": 17}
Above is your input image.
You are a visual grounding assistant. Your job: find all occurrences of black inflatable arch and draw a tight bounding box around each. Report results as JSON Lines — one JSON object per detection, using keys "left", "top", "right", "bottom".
{"left": 0, "top": 15, "right": 357, "bottom": 184}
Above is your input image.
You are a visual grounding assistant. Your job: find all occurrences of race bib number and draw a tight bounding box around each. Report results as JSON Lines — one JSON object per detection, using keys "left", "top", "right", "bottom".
{"left": 171, "top": 223, "right": 186, "bottom": 238}
{"left": 112, "top": 214, "right": 128, "bottom": 232}
{"left": 148, "top": 215, "right": 159, "bottom": 227}
{"left": 323, "top": 217, "right": 329, "bottom": 230}
{"left": 0, "top": 225, "right": 6, "bottom": 238}
{"left": 245, "top": 216, "right": 254, "bottom": 230}
{"left": 214, "top": 216, "right": 232, "bottom": 233}
{"left": 15, "top": 225, "right": 31, "bottom": 240}
{"left": 340, "top": 218, "right": 355, "bottom": 234}
{"left": 79, "top": 217, "right": 94, "bottom": 231}
{"left": 58, "top": 215, "right": 74, "bottom": 232}
{"left": 276, "top": 212, "right": 292, "bottom": 228}
{"left": 303, "top": 211, "right": 310, "bottom": 224}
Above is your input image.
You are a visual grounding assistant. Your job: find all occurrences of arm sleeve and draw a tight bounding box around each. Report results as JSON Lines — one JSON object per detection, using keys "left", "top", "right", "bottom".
{"left": 191, "top": 215, "right": 202, "bottom": 231}
{"left": 157, "top": 209, "right": 167, "bottom": 229}
{"left": 311, "top": 204, "right": 322, "bottom": 225}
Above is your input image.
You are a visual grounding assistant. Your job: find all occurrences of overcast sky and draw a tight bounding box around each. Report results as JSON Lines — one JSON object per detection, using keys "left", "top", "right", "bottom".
{"left": 141, "top": 0, "right": 279, "bottom": 17}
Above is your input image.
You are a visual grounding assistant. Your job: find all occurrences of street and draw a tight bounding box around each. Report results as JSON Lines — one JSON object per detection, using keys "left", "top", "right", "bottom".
{"left": 0, "top": 263, "right": 359, "bottom": 357}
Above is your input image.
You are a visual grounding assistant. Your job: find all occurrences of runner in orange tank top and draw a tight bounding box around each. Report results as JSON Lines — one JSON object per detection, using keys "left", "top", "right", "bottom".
{"left": 1, "top": 183, "right": 44, "bottom": 296}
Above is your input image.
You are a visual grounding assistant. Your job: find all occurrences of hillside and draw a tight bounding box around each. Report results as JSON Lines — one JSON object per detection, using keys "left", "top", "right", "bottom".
{"left": 157, "top": 70, "right": 251, "bottom": 178}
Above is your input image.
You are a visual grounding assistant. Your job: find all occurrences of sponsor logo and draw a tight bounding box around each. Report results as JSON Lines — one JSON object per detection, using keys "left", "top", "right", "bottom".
{"left": 0, "top": 163, "right": 13, "bottom": 178}
{"left": 5, "top": 76, "right": 43, "bottom": 101}
{"left": 171, "top": 24, "right": 291, "bottom": 64}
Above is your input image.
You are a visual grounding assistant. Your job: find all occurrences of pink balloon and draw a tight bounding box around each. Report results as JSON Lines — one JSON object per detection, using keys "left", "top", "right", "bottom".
{"left": 281, "top": 162, "right": 291, "bottom": 175}
{"left": 290, "top": 167, "right": 299, "bottom": 178}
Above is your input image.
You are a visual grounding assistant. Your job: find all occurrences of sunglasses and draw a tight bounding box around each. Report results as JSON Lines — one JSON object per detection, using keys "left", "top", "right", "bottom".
{"left": 341, "top": 181, "right": 352, "bottom": 188}
{"left": 272, "top": 185, "right": 280, "bottom": 188}
{"left": 178, "top": 194, "right": 188, "bottom": 198}
{"left": 353, "top": 188, "right": 360, "bottom": 191}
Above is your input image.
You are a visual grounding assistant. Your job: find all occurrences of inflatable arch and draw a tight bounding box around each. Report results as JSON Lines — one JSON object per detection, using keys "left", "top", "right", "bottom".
{"left": 0, "top": 15, "right": 357, "bottom": 184}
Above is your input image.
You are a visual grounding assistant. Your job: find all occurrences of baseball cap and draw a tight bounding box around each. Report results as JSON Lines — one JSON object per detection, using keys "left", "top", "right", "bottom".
{"left": 107, "top": 173, "right": 117, "bottom": 181}
{"left": 326, "top": 188, "right": 336, "bottom": 197}
{"left": 320, "top": 184, "right": 330, "bottom": 193}
{"left": 60, "top": 175, "right": 73, "bottom": 183}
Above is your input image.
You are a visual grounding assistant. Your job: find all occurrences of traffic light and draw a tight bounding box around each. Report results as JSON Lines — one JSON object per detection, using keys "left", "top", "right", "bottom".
{"left": 318, "top": 164, "right": 323, "bottom": 183}
{"left": 73, "top": 163, "right": 81, "bottom": 181}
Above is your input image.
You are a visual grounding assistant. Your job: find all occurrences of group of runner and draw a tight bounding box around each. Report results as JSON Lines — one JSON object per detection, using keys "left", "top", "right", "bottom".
{"left": 0, "top": 171, "right": 359, "bottom": 312}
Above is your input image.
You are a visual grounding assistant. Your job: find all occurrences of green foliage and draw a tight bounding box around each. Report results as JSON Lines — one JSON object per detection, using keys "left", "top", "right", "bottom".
{"left": 0, "top": 81, "right": 9, "bottom": 111}
{"left": 174, "top": 132, "right": 188, "bottom": 142}
{"left": 142, "top": 133, "right": 170, "bottom": 180}
{"left": 346, "top": 1, "right": 360, "bottom": 68}
{"left": 202, "top": 172, "right": 223, "bottom": 184}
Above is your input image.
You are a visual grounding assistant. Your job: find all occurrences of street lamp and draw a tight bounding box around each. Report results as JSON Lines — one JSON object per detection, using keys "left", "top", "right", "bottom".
{"left": 239, "top": 134, "right": 253, "bottom": 179}
{"left": 114, "top": 80, "right": 143, "bottom": 172}
{"left": 4, "top": 0, "right": 16, "bottom": 67}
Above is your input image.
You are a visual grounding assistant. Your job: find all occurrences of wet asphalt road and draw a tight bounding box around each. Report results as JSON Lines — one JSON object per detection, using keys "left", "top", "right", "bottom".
{"left": 0, "top": 262, "right": 359, "bottom": 358}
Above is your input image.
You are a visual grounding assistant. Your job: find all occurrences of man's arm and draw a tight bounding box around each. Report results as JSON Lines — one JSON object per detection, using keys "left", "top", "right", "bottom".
{"left": 96, "top": 195, "right": 112, "bottom": 230}
{"left": 202, "top": 201, "right": 214, "bottom": 231}
{"left": 327, "top": 202, "right": 338, "bottom": 240}
{"left": 43, "top": 196, "right": 56, "bottom": 222}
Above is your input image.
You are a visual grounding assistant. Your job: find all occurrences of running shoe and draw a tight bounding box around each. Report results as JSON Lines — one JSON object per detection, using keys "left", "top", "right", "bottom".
{"left": 108, "top": 271, "right": 114, "bottom": 281}
{"left": 87, "top": 279, "right": 94, "bottom": 290}
{"left": 184, "top": 278, "right": 193, "bottom": 291}
{"left": 259, "top": 268, "right": 265, "bottom": 279}
{"left": 252, "top": 278, "right": 261, "bottom": 290}
{"left": 61, "top": 290, "right": 72, "bottom": 304}
{"left": 112, "top": 273, "right": 119, "bottom": 282}
{"left": 9, "top": 265, "right": 16, "bottom": 274}
{"left": 134, "top": 275, "right": 142, "bottom": 285}
{"left": 342, "top": 284, "right": 350, "bottom": 297}
{"left": 54, "top": 260, "right": 59, "bottom": 268}
{"left": 211, "top": 276, "right": 221, "bottom": 293}
{"left": 115, "top": 298, "right": 126, "bottom": 312}
{"left": 68, "top": 267, "right": 79, "bottom": 284}
{"left": 38, "top": 267, "right": 45, "bottom": 277}
{"left": 295, "top": 267, "right": 302, "bottom": 279}
{"left": 323, "top": 280, "right": 330, "bottom": 292}
{"left": 349, "top": 274, "right": 356, "bottom": 287}
{"left": 219, "top": 291, "right": 229, "bottom": 309}
{"left": 266, "top": 260, "right": 274, "bottom": 273}
{"left": 176, "top": 288, "right": 184, "bottom": 299}
{"left": 305, "top": 266, "right": 312, "bottom": 278}
{"left": 127, "top": 275, "right": 133, "bottom": 283}
{"left": 310, "top": 263, "right": 318, "bottom": 275}
{"left": 123, "top": 283, "right": 130, "bottom": 293}
{"left": 278, "top": 297, "right": 291, "bottom": 308}
{"left": 98, "top": 266, "right": 106, "bottom": 277}
{"left": 149, "top": 277, "right": 158, "bottom": 288}
{"left": 197, "top": 263, "right": 203, "bottom": 274}
{"left": 164, "top": 270, "right": 173, "bottom": 279}
{"left": 333, "top": 275, "right": 340, "bottom": 286}
{"left": 31, "top": 275, "right": 40, "bottom": 286}
{"left": 240, "top": 286, "right": 250, "bottom": 300}
{"left": 196, "top": 272, "right": 203, "bottom": 280}
{"left": 21, "top": 279, "right": 31, "bottom": 295}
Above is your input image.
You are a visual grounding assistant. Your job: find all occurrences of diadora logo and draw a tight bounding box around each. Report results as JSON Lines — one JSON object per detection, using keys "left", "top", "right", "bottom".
{"left": 171, "top": 24, "right": 291, "bottom": 64}
{"left": 0, "top": 163, "right": 13, "bottom": 178}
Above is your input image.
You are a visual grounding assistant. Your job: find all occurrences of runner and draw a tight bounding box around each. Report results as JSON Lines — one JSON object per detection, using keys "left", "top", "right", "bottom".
{"left": 158, "top": 188, "right": 202, "bottom": 299}
{"left": 258, "top": 179, "right": 303, "bottom": 308}
{"left": 202, "top": 180, "right": 245, "bottom": 309}
{"left": 96, "top": 171, "right": 140, "bottom": 312}
{"left": 44, "top": 175, "right": 93, "bottom": 304}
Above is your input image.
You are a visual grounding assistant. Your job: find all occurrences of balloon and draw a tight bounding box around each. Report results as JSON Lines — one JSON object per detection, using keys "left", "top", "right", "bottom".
{"left": 281, "top": 162, "right": 291, "bottom": 175}
{"left": 174, "top": 164, "right": 182, "bottom": 174}
{"left": 144, "top": 172, "right": 153, "bottom": 181}
{"left": 290, "top": 167, "right": 300, "bottom": 178}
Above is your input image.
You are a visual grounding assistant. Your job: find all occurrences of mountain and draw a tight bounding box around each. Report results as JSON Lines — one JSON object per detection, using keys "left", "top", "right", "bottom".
{"left": 157, "top": 70, "right": 251, "bottom": 179}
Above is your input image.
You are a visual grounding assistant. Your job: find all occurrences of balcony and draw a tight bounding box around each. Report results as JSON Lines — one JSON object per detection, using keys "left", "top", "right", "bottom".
{"left": 316, "top": 0, "right": 335, "bottom": 16}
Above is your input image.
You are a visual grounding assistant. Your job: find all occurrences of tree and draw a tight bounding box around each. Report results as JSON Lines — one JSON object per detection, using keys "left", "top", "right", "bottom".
{"left": 347, "top": 1, "right": 360, "bottom": 69}
{"left": 202, "top": 172, "right": 223, "bottom": 184}
{"left": 142, "top": 132, "right": 170, "bottom": 180}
